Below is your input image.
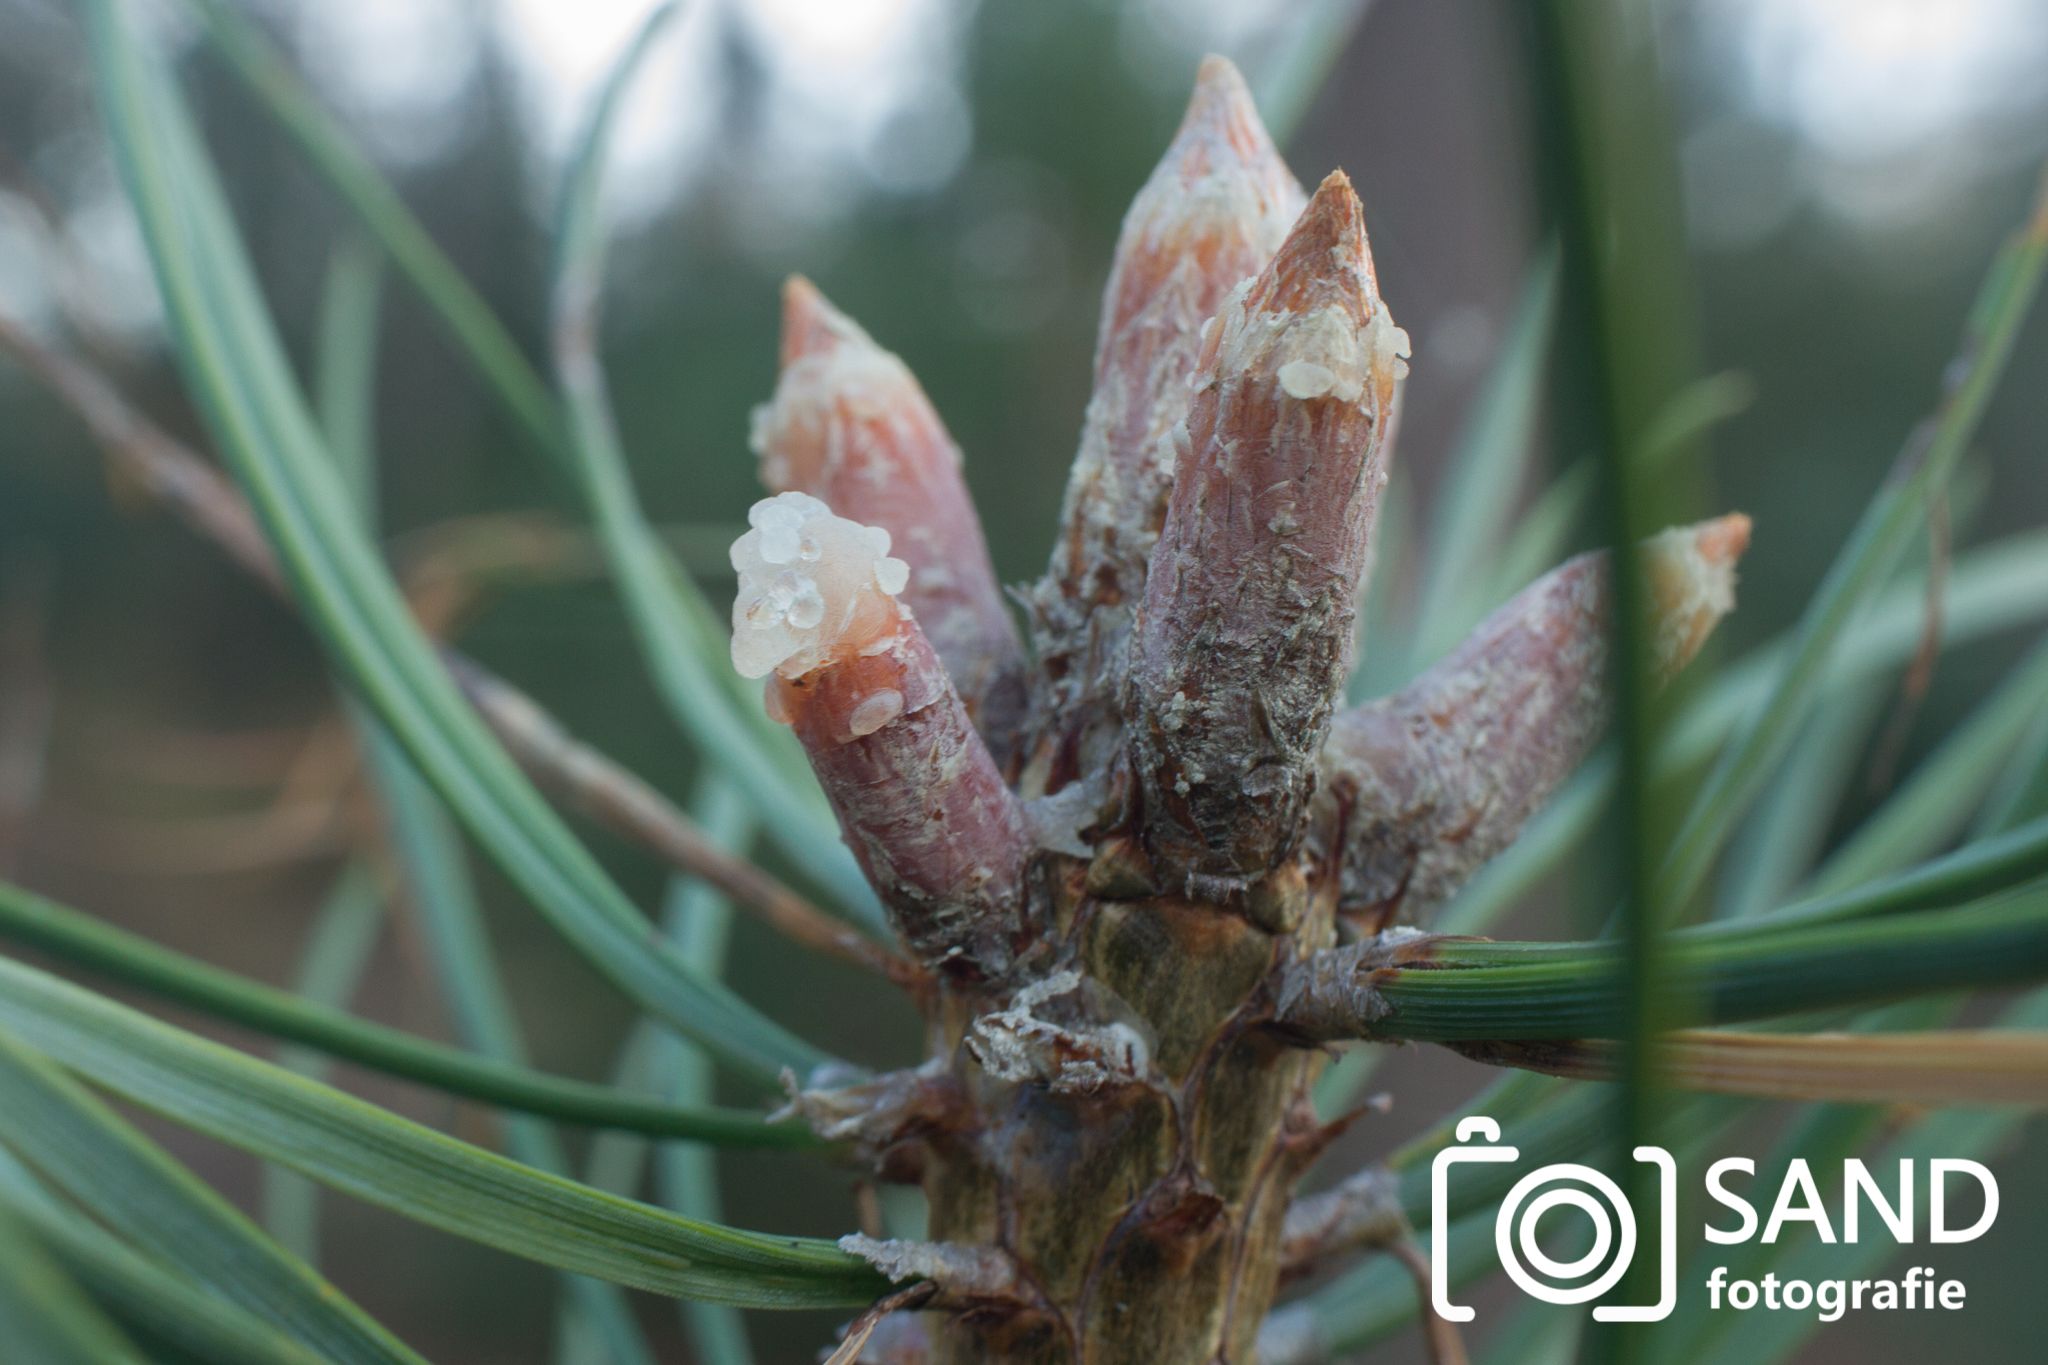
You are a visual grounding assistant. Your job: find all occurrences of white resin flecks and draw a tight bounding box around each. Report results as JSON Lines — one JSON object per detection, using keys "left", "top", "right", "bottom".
{"left": 730, "top": 491, "right": 912, "bottom": 680}
{"left": 847, "top": 688, "right": 906, "bottom": 737}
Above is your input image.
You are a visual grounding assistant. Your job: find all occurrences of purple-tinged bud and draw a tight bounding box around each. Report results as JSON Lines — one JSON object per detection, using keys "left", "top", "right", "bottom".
{"left": 732, "top": 493, "right": 1032, "bottom": 976}
{"left": 754, "top": 277, "right": 1026, "bottom": 755}
{"left": 1027, "top": 56, "right": 1306, "bottom": 793}
{"left": 1123, "top": 171, "right": 1408, "bottom": 895}
{"left": 1321, "top": 514, "right": 1752, "bottom": 927}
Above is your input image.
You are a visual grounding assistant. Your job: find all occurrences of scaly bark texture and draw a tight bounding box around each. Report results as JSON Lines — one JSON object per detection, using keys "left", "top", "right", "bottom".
{"left": 1122, "top": 171, "right": 1406, "bottom": 898}
{"left": 1027, "top": 56, "right": 1305, "bottom": 796}
{"left": 728, "top": 58, "right": 1747, "bottom": 1365}
{"left": 731, "top": 492, "right": 1030, "bottom": 978}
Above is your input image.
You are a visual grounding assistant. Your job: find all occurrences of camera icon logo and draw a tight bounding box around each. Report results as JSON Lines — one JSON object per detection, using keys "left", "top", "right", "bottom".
{"left": 1431, "top": 1117, "right": 1676, "bottom": 1322}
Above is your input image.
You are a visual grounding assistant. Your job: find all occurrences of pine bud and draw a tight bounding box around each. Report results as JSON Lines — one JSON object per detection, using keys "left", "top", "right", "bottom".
{"left": 1123, "top": 171, "right": 1407, "bottom": 894}
{"left": 1322, "top": 513, "right": 1752, "bottom": 926}
{"left": 1027, "top": 56, "right": 1305, "bottom": 789}
{"left": 732, "top": 492, "right": 1031, "bottom": 975}
{"left": 754, "top": 278, "right": 1026, "bottom": 755}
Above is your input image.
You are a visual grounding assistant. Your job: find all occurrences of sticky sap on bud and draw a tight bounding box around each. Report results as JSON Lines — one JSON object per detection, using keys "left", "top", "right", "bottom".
{"left": 1369, "top": 305, "right": 1413, "bottom": 385}
{"left": 730, "top": 491, "right": 912, "bottom": 681}
{"left": 756, "top": 279, "right": 1025, "bottom": 749}
{"left": 848, "top": 688, "right": 906, "bottom": 737}
{"left": 733, "top": 493, "right": 1032, "bottom": 973}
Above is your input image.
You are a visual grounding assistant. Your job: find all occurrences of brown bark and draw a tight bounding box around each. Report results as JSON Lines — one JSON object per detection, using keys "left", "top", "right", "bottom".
{"left": 907, "top": 871, "right": 1340, "bottom": 1363}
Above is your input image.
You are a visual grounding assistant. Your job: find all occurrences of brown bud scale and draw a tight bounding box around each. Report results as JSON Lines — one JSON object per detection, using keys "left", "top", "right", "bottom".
{"left": 775, "top": 623, "right": 1032, "bottom": 978}
{"left": 1321, "top": 515, "right": 1750, "bottom": 926}
{"left": 1026, "top": 56, "right": 1306, "bottom": 791}
{"left": 712, "top": 59, "right": 1753, "bottom": 1365}
{"left": 1123, "top": 170, "right": 1406, "bottom": 893}
{"left": 757, "top": 278, "right": 1027, "bottom": 752}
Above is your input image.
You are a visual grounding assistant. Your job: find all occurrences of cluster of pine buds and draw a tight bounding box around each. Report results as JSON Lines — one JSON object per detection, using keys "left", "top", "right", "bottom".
{"left": 730, "top": 55, "right": 1747, "bottom": 979}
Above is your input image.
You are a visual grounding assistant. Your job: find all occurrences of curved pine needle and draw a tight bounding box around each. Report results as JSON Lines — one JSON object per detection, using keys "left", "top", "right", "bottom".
{"left": 0, "top": 1032, "right": 424, "bottom": 1364}
{"left": 1472, "top": 811, "right": 2048, "bottom": 958}
{"left": 0, "top": 952, "right": 888, "bottom": 1307}
{"left": 81, "top": 0, "right": 847, "bottom": 1082}
{"left": 570, "top": 777, "right": 760, "bottom": 1365}
{"left": 0, "top": 878, "right": 816, "bottom": 1146}
{"left": 261, "top": 866, "right": 386, "bottom": 1260}
{"left": 0, "top": 1200, "right": 148, "bottom": 1365}
{"left": 183, "top": 0, "right": 560, "bottom": 458}
{"left": 184, "top": 0, "right": 882, "bottom": 923}
{"left": 1409, "top": 247, "right": 1559, "bottom": 668}
{"left": 543, "top": 2, "right": 888, "bottom": 933}
{"left": 263, "top": 237, "right": 391, "bottom": 1263}
{"left": 1656, "top": 167, "right": 2048, "bottom": 913}
{"left": 0, "top": 1149, "right": 324, "bottom": 1365}
{"left": 367, "top": 729, "right": 656, "bottom": 1365}
{"left": 1805, "top": 636, "right": 2048, "bottom": 896}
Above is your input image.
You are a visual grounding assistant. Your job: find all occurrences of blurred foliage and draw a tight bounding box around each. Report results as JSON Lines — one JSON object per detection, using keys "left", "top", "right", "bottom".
{"left": 1, "top": 1, "right": 2045, "bottom": 1361}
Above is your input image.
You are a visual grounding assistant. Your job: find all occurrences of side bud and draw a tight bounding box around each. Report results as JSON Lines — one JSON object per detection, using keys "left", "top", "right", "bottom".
{"left": 1123, "top": 171, "right": 1408, "bottom": 895}
{"left": 754, "top": 278, "right": 1026, "bottom": 757}
{"left": 732, "top": 493, "right": 1031, "bottom": 976}
{"left": 1321, "top": 513, "right": 1752, "bottom": 927}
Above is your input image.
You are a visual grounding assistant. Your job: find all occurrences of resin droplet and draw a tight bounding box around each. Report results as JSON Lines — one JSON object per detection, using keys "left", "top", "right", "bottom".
{"left": 848, "top": 689, "right": 906, "bottom": 737}
{"left": 1276, "top": 360, "right": 1338, "bottom": 400}
{"left": 731, "top": 496, "right": 1033, "bottom": 975}
{"left": 730, "top": 491, "right": 911, "bottom": 681}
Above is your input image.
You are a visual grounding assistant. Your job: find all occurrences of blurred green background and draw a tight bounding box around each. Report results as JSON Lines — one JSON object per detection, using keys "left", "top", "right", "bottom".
{"left": 1, "top": 0, "right": 2044, "bottom": 1359}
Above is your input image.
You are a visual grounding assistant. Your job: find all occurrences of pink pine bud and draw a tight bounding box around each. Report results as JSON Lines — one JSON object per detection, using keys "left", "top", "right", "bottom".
{"left": 1322, "top": 513, "right": 1752, "bottom": 927}
{"left": 1027, "top": 55, "right": 1306, "bottom": 789}
{"left": 731, "top": 493, "right": 1031, "bottom": 976}
{"left": 1123, "top": 171, "right": 1408, "bottom": 894}
{"left": 753, "top": 277, "right": 1025, "bottom": 755}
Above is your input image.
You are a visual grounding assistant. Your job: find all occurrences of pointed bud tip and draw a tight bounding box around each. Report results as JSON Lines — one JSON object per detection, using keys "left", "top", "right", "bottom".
{"left": 1156, "top": 53, "right": 1296, "bottom": 197}
{"left": 1248, "top": 169, "right": 1374, "bottom": 317}
{"left": 1194, "top": 53, "right": 1245, "bottom": 89}
{"left": 1182, "top": 55, "right": 1257, "bottom": 135}
{"left": 1695, "top": 511, "right": 1752, "bottom": 567}
{"left": 779, "top": 275, "right": 863, "bottom": 367}
{"left": 1299, "top": 169, "right": 1365, "bottom": 252}
{"left": 1643, "top": 513, "right": 1752, "bottom": 678}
